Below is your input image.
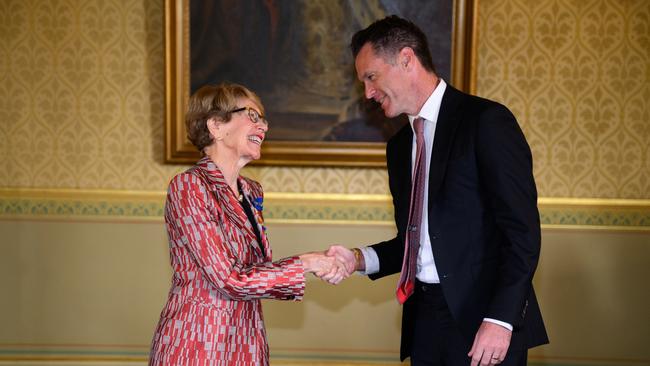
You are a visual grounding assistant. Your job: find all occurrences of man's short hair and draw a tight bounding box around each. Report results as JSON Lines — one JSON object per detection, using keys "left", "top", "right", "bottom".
{"left": 350, "top": 15, "right": 436, "bottom": 74}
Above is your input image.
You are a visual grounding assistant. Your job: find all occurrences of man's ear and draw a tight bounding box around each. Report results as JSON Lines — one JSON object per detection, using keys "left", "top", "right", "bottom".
{"left": 399, "top": 47, "right": 416, "bottom": 70}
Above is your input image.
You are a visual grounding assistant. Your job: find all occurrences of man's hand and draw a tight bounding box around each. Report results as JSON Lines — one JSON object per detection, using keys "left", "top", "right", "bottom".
{"left": 299, "top": 251, "right": 348, "bottom": 285}
{"left": 468, "top": 321, "right": 512, "bottom": 366}
{"left": 326, "top": 245, "right": 358, "bottom": 275}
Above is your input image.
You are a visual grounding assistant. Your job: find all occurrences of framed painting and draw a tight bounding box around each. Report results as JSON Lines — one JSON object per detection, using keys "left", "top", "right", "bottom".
{"left": 164, "top": 0, "right": 477, "bottom": 167}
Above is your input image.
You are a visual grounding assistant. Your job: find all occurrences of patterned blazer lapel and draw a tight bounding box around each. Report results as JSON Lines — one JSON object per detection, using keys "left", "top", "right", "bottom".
{"left": 197, "top": 157, "right": 265, "bottom": 260}
{"left": 238, "top": 177, "right": 271, "bottom": 261}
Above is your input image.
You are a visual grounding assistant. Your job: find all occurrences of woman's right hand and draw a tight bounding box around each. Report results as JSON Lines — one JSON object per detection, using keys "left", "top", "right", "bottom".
{"left": 299, "top": 252, "right": 348, "bottom": 285}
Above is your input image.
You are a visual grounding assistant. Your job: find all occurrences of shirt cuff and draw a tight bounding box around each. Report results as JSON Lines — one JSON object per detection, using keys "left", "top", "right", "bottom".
{"left": 483, "top": 318, "right": 513, "bottom": 331}
{"left": 358, "top": 247, "right": 380, "bottom": 275}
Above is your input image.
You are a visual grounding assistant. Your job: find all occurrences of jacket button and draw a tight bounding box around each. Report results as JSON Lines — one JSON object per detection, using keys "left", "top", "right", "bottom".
{"left": 431, "top": 234, "right": 438, "bottom": 240}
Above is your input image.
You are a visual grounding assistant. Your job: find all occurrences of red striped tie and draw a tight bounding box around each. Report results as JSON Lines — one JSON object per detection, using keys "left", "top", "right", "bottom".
{"left": 396, "top": 117, "right": 426, "bottom": 304}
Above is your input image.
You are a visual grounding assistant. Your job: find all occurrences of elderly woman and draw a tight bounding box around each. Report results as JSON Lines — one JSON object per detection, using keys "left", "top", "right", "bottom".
{"left": 149, "top": 83, "right": 345, "bottom": 365}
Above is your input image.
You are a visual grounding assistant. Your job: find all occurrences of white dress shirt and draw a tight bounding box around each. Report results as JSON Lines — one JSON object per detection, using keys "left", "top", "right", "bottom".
{"left": 359, "top": 79, "right": 512, "bottom": 331}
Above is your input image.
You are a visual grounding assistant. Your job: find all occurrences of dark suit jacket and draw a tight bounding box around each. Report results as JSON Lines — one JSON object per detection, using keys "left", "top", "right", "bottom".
{"left": 368, "top": 85, "right": 549, "bottom": 360}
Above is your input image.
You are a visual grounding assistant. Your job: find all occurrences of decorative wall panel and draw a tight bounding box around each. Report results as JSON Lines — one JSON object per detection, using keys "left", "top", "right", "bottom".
{"left": 477, "top": 0, "right": 650, "bottom": 199}
{"left": 0, "top": 0, "right": 648, "bottom": 197}
{"left": 2, "top": 188, "right": 649, "bottom": 230}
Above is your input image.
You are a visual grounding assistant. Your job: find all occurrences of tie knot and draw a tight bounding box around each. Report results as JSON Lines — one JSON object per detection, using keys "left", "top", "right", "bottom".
{"left": 413, "top": 117, "right": 424, "bottom": 136}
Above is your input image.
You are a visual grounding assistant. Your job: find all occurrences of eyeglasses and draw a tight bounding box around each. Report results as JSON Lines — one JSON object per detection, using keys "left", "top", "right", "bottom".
{"left": 229, "top": 106, "right": 268, "bottom": 126}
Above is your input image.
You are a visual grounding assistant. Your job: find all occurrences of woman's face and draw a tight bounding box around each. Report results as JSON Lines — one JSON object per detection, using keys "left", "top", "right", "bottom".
{"left": 217, "top": 97, "right": 268, "bottom": 163}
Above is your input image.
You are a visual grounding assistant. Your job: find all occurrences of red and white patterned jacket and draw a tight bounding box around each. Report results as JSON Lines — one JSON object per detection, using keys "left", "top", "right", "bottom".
{"left": 150, "top": 157, "right": 305, "bottom": 366}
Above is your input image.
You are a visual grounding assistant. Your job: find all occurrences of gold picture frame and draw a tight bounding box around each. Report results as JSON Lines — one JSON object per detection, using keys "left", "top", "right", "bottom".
{"left": 164, "top": 0, "right": 478, "bottom": 167}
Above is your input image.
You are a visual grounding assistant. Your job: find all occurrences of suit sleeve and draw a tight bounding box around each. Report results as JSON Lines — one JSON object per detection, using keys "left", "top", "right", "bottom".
{"left": 165, "top": 173, "right": 305, "bottom": 301}
{"left": 475, "top": 104, "right": 541, "bottom": 327}
{"left": 368, "top": 135, "right": 408, "bottom": 279}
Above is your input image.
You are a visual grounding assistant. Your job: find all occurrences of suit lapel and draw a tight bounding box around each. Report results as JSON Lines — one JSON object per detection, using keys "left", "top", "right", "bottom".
{"left": 386, "top": 126, "right": 415, "bottom": 233}
{"left": 397, "top": 129, "right": 414, "bottom": 204}
{"left": 428, "top": 86, "right": 464, "bottom": 204}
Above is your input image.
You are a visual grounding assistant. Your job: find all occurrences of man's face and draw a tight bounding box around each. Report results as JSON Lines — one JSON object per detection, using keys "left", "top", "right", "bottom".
{"left": 354, "top": 43, "right": 413, "bottom": 118}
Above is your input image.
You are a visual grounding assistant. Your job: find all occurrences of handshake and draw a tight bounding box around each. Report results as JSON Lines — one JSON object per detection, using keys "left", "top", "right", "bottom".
{"left": 299, "top": 245, "right": 365, "bottom": 285}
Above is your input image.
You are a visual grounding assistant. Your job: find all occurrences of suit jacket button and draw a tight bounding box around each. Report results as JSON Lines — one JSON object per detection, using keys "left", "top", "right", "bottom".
{"left": 431, "top": 235, "right": 438, "bottom": 240}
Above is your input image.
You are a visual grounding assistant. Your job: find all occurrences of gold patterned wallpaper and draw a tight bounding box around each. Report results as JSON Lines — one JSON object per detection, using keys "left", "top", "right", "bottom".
{"left": 477, "top": 0, "right": 650, "bottom": 199}
{"left": 0, "top": 0, "right": 648, "bottom": 198}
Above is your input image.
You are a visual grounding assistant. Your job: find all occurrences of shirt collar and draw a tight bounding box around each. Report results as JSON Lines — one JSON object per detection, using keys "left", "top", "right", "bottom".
{"left": 408, "top": 78, "right": 447, "bottom": 129}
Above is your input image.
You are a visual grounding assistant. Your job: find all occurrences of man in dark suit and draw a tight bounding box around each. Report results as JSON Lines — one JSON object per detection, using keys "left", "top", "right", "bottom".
{"left": 328, "top": 16, "right": 548, "bottom": 366}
